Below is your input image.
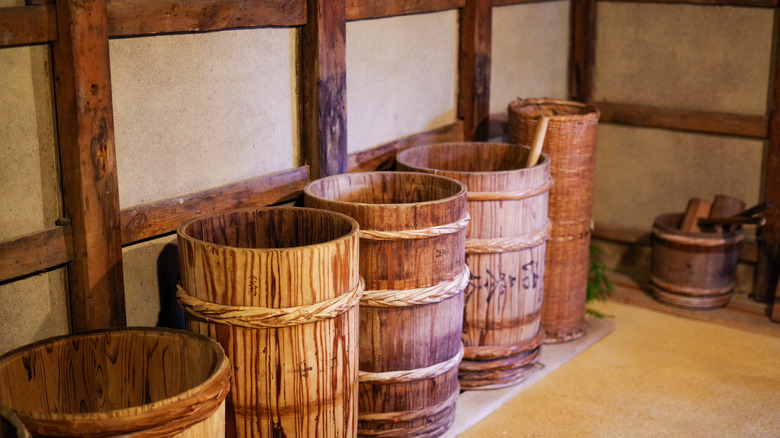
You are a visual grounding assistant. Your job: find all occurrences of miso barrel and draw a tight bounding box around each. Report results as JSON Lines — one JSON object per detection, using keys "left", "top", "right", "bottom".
{"left": 0, "top": 328, "right": 230, "bottom": 438}
{"left": 508, "top": 98, "right": 600, "bottom": 343}
{"left": 396, "top": 143, "right": 551, "bottom": 390}
{"left": 651, "top": 213, "right": 744, "bottom": 309}
{"left": 177, "top": 207, "right": 361, "bottom": 438}
{"left": 304, "top": 172, "right": 468, "bottom": 437}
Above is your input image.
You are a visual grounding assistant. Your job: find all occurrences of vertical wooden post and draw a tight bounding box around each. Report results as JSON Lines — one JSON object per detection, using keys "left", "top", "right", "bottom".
{"left": 458, "top": 0, "right": 491, "bottom": 141}
{"left": 300, "top": 0, "right": 347, "bottom": 180}
{"left": 569, "top": 0, "right": 597, "bottom": 103}
{"left": 52, "top": 0, "right": 126, "bottom": 331}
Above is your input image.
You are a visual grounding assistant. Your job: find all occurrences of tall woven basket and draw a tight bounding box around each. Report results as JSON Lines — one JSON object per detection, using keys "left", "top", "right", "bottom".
{"left": 177, "top": 207, "right": 361, "bottom": 438}
{"left": 304, "top": 172, "right": 468, "bottom": 438}
{"left": 507, "top": 98, "right": 600, "bottom": 343}
{"left": 396, "top": 143, "right": 551, "bottom": 390}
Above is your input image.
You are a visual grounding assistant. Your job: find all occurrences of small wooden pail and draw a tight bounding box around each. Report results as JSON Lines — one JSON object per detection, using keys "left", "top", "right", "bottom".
{"left": 0, "top": 328, "right": 230, "bottom": 438}
{"left": 304, "top": 172, "right": 468, "bottom": 438}
{"left": 651, "top": 213, "right": 744, "bottom": 309}
{"left": 0, "top": 407, "right": 30, "bottom": 438}
{"left": 396, "top": 143, "right": 551, "bottom": 390}
{"left": 177, "top": 207, "right": 361, "bottom": 438}
{"left": 508, "top": 98, "right": 600, "bottom": 343}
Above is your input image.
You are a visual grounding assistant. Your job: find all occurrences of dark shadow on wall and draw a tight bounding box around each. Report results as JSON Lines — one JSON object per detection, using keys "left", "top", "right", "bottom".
{"left": 156, "top": 242, "right": 185, "bottom": 330}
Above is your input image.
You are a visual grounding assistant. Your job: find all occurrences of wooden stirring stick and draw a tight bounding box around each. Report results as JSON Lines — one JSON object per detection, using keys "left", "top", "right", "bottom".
{"left": 526, "top": 115, "right": 549, "bottom": 168}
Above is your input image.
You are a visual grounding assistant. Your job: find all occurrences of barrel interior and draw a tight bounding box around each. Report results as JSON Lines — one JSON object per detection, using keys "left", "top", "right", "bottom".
{"left": 180, "top": 207, "right": 356, "bottom": 250}
{"left": 304, "top": 172, "right": 463, "bottom": 205}
{"left": 509, "top": 101, "right": 593, "bottom": 117}
{"left": 0, "top": 330, "right": 222, "bottom": 415}
{"left": 398, "top": 143, "right": 537, "bottom": 173}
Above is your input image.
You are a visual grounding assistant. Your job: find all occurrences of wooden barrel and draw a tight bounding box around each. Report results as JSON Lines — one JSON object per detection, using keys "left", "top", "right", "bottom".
{"left": 177, "top": 207, "right": 361, "bottom": 438}
{"left": 303, "top": 172, "right": 467, "bottom": 438}
{"left": 0, "top": 407, "right": 30, "bottom": 438}
{"left": 0, "top": 328, "right": 230, "bottom": 438}
{"left": 651, "top": 213, "right": 744, "bottom": 309}
{"left": 507, "top": 98, "right": 600, "bottom": 343}
{"left": 396, "top": 143, "right": 551, "bottom": 390}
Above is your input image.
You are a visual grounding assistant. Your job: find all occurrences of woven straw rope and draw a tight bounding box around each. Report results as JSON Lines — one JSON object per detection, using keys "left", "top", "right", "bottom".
{"left": 360, "top": 266, "right": 470, "bottom": 308}
{"left": 466, "top": 177, "right": 552, "bottom": 202}
{"left": 176, "top": 278, "right": 363, "bottom": 328}
{"left": 359, "top": 343, "right": 464, "bottom": 384}
{"left": 358, "top": 214, "right": 470, "bottom": 241}
{"left": 357, "top": 388, "right": 458, "bottom": 423}
{"left": 650, "top": 275, "right": 734, "bottom": 296}
{"left": 463, "top": 329, "right": 545, "bottom": 361}
{"left": 465, "top": 220, "right": 551, "bottom": 254}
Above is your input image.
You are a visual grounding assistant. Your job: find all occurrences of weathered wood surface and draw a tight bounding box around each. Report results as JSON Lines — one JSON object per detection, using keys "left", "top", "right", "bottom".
{"left": 458, "top": 0, "right": 492, "bottom": 141}
{"left": 53, "top": 0, "right": 125, "bottom": 332}
{"left": 346, "top": 0, "right": 464, "bottom": 20}
{"left": 304, "top": 172, "right": 467, "bottom": 437}
{"left": 0, "top": 327, "right": 231, "bottom": 437}
{"left": 300, "top": 0, "right": 347, "bottom": 180}
{"left": 0, "top": 225, "right": 72, "bottom": 284}
{"left": 0, "top": 6, "right": 55, "bottom": 47}
{"left": 121, "top": 166, "right": 309, "bottom": 245}
{"left": 347, "top": 122, "right": 464, "bottom": 172}
{"left": 397, "top": 143, "right": 550, "bottom": 389}
{"left": 600, "top": 0, "right": 777, "bottom": 6}
{"left": 178, "top": 207, "right": 360, "bottom": 437}
{"left": 569, "top": 0, "right": 597, "bottom": 103}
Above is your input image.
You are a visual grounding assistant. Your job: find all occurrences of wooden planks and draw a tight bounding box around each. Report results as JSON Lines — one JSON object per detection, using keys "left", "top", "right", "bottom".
{"left": 0, "top": 225, "right": 72, "bottom": 283}
{"left": 600, "top": 0, "right": 778, "bottom": 6}
{"left": 764, "top": 12, "right": 780, "bottom": 321}
{"left": 569, "top": 0, "right": 597, "bottom": 102}
{"left": 120, "top": 166, "right": 310, "bottom": 245}
{"left": 458, "top": 0, "right": 492, "bottom": 141}
{"left": 0, "top": 6, "right": 55, "bottom": 47}
{"left": 300, "top": 0, "right": 347, "bottom": 180}
{"left": 347, "top": 122, "right": 464, "bottom": 172}
{"left": 346, "top": 0, "right": 464, "bottom": 20}
{"left": 52, "top": 0, "right": 126, "bottom": 331}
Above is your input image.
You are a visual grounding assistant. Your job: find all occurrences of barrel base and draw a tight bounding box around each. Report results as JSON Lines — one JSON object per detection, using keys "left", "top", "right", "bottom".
{"left": 459, "top": 346, "right": 541, "bottom": 390}
{"left": 543, "top": 325, "right": 587, "bottom": 344}
{"left": 357, "top": 395, "right": 457, "bottom": 438}
{"left": 651, "top": 284, "right": 733, "bottom": 310}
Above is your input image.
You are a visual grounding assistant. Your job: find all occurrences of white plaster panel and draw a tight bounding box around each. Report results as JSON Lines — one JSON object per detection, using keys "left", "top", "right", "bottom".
{"left": 122, "top": 235, "right": 181, "bottom": 328}
{"left": 595, "top": 4, "right": 772, "bottom": 115}
{"left": 490, "top": 2, "right": 570, "bottom": 115}
{"left": 110, "top": 28, "right": 297, "bottom": 208}
{"left": 347, "top": 11, "right": 458, "bottom": 153}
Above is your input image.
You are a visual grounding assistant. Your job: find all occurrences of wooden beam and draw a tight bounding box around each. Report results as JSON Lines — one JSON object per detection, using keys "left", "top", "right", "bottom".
{"left": 601, "top": 0, "right": 777, "bottom": 6}
{"left": 0, "top": 6, "right": 56, "bottom": 47}
{"left": 121, "top": 166, "right": 310, "bottom": 245}
{"left": 346, "top": 0, "right": 464, "bottom": 21}
{"left": 458, "top": 0, "right": 492, "bottom": 141}
{"left": 763, "top": 9, "right": 780, "bottom": 321}
{"left": 0, "top": 225, "right": 72, "bottom": 283}
{"left": 347, "top": 121, "right": 464, "bottom": 172}
{"left": 53, "top": 0, "right": 126, "bottom": 331}
{"left": 300, "top": 0, "right": 347, "bottom": 179}
{"left": 493, "top": 0, "right": 563, "bottom": 5}
{"left": 596, "top": 102, "right": 769, "bottom": 139}
{"left": 569, "top": 0, "right": 597, "bottom": 102}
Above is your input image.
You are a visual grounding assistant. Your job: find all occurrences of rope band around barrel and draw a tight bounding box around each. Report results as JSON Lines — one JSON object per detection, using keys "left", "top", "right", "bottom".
{"left": 652, "top": 227, "right": 744, "bottom": 247}
{"left": 463, "top": 329, "right": 545, "bottom": 361}
{"left": 359, "top": 343, "right": 464, "bottom": 384}
{"left": 358, "top": 214, "right": 469, "bottom": 241}
{"left": 176, "top": 278, "right": 363, "bottom": 328}
{"left": 465, "top": 220, "right": 551, "bottom": 254}
{"left": 357, "top": 386, "right": 459, "bottom": 424}
{"left": 360, "top": 266, "right": 470, "bottom": 307}
{"left": 466, "top": 177, "right": 552, "bottom": 202}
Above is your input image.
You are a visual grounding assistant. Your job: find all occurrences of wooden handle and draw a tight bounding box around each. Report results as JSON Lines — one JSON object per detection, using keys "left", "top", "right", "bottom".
{"left": 735, "top": 200, "right": 774, "bottom": 217}
{"left": 525, "top": 116, "right": 549, "bottom": 168}
{"left": 698, "top": 216, "right": 766, "bottom": 227}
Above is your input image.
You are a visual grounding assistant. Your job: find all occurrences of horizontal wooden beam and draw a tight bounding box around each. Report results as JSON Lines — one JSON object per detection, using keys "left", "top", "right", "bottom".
{"left": 492, "top": 0, "right": 560, "bottom": 5}
{"left": 347, "top": 121, "right": 464, "bottom": 172}
{"left": 346, "top": 0, "right": 464, "bottom": 21}
{"left": 0, "top": 225, "right": 72, "bottom": 283}
{"left": 600, "top": 0, "right": 777, "bottom": 6}
{"left": 120, "top": 166, "right": 310, "bottom": 245}
{"left": 0, "top": 6, "right": 56, "bottom": 47}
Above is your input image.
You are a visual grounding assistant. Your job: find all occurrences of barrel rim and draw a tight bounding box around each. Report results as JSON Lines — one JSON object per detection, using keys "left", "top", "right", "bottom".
{"left": 177, "top": 205, "right": 360, "bottom": 252}
{"left": 396, "top": 142, "right": 550, "bottom": 176}
{"left": 652, "top": 212, "right": 745, "bottom": 246}
{"left": 0, "top": 327, "right": 231, "bottom": 429}
{"left": 302, "top": 171, "right": 467, "bottom": 208}
{"left": 507, "top": 97, "right": 600, "bottom": 119}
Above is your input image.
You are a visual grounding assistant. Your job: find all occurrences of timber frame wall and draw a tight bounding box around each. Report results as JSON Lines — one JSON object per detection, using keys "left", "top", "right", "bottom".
{"left": 1, "top": 0, "right": 779, "bottom": 332}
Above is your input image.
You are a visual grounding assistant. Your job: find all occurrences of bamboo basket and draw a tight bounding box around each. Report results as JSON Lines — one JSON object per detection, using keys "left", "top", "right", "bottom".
{"left": 177, "top": 207, "right": 361, "bottom": 438}
{"left": 0, "top": 328, "right": 230, "bottom": 438}
{"left": 651, "top": 213, "right": 744, "bottom": 309}
{"left": 507, "top": 98, "right": 600, "bottom": 343}
{"left": 1, "top": 407, "right": 30, "bottom": 438}
{"left": 303, "top": 172, "right": 468, "bottom": 438}
{"left": 396, "top": 143, "right": 551, "bottom": 390}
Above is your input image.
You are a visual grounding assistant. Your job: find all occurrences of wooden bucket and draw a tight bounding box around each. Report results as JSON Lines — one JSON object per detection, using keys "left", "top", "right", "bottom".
{"left": 651, "top": 213, "right": 744, "bottom": 309}
{"left": 507, "top": 98, "right": 600, "bottom": 343}
{"left": 0, "top": 407, "right": 30, "bottom": 438}
{"left": 396, "top": 143, "right": 551, "bottom": 390}
{"left": 303, "top": 172, "right": 468, "bottom": 438}
{"left": 177, "top": 207, "right": 361, "bottom": 438}
{"left": 0, "top": 327, "right": 230, "bottom": 438}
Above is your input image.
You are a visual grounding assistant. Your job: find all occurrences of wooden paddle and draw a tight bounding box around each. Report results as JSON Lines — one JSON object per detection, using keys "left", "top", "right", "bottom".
{"left": 526, "top": 116, "right": 549, "bottom": 168}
